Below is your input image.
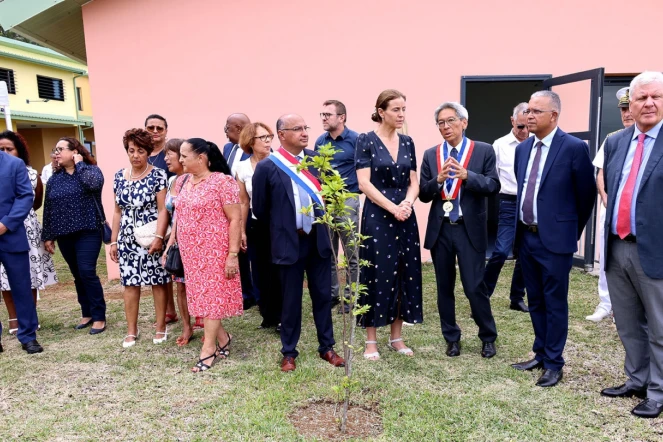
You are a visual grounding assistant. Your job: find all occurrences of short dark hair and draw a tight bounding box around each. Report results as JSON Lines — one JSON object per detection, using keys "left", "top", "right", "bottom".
{"left": 123, "top": 128, "right": 155, "bottom": 155}
{"left": 0, "top": 130, "right": 30, "bottom": 166}
{"left": 323, "top": 100, "right": 347, "bottom": 122}
{"left": 165, "top": 138, "right": 185, "bottom": 157}
{"left": 144, "top": 114, "right": 168, "bottom": 128}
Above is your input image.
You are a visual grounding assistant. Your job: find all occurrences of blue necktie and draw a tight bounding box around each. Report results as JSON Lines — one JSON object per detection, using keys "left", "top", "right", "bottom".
{"left": 296, "top": 156, "right": 313, "bottom": 233}
{"left": 449, "top": 148, "right": 460, "bottom": 222}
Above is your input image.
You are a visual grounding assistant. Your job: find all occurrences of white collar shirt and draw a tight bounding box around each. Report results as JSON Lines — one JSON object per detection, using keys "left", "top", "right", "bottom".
{"left": 493, "top": 130, "right": 527, "bottom": 196}
{"left": 519, "top": 126, "right": 558, "bottom": 225}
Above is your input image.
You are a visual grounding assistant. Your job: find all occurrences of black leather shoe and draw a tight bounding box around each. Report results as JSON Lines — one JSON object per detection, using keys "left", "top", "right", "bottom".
{"left": 275, "top": 323, "right": 281, "bottom": 334}
{"left": 601, "top": 383, "right": 647, "bottom": 399}
{"left": 536, "top": 369, "right": 563, "bottom": 387}
{"left": 89, "top": 326, "right": 106, "bottom": 335}
{"left": 243, "top": 298, "right": 256, "bottom": 310}
{"left": 631, "top": 399, "right": 663, "bottom": 418}
{"left": 446, "top": 341, "right": 460, "bottom": 357}
{"left": 74, "top": 319, "right": 93, "bottom": 330}
{"left": 481, "top": 341, "right": 496, "bottom": 358}
{"left": 0, "top": 337, "right": 3, "bottom": 353}
{"left": 21, "top": 339, "right": 44, "bottom": 354}
{"left": 509, "top": 300, "right": 529, "bottom": 312}
{"left": 511, "top": 358, "right": 543, "bottom": 371}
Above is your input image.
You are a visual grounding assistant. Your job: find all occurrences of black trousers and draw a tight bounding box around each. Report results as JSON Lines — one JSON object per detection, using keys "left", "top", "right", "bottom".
{"left": 431, "top": 222, "right": 497, "bottom": 343}
{"left": 248, "top": 217, "right": 282, "bottom": 326}
{"left": 275, "top": 233, "right": 335, "bottom": 358}
{"left": 58, "top": 229, "right": 106, "bottom": 322}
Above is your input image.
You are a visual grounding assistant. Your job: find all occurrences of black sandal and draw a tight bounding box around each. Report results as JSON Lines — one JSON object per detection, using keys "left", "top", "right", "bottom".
{"left": 192, "top": 352, "right": 217, "bottom": 373}
{"left": 216, "top": 333, "right": 232, "bottom": 359}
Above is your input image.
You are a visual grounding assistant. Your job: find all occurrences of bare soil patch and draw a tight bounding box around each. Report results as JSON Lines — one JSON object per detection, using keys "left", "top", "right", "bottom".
{"left": 289, "top": 400, "right": 382, "bottom": 441}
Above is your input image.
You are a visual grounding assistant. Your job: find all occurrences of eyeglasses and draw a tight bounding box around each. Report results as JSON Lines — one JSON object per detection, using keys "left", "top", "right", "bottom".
{"left": 437, "top": 117, "right": 459, "bottom": 128}
{"left": 523, "top": 109, "right": 554, "bottom": 116}
{"left": 516, "top": 124, "right": 527, "bottom": 130}
{"left": 53, "top": 147, "right": 67, "bottom": 154}
{"left": 146, "top": 125, "right": 166, "bottom": 133}
{"left": 320, "top": 113, "right": 341, "bottom": 120}
{"left": 280, "top": 126, "right": 310, "bottom": 133}
{"left": 254, "top": 134, "right": 274, "bottom": 143}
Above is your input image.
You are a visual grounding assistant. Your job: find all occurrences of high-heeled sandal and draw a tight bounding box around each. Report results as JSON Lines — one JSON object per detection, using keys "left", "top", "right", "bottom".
{"left": 216, "top": 333, "right": 232, "bottom": 359}
{"left": 192, "top": 352, "right": 217, "bottom": 373}
{"left": 122, "top": 331, "right": 140, "bottom": 348}
{"left": 388, "top": 337, "right": 414, "bottom": 356}
{"left": 363, "top": 340, "right": 380, "bottom": 360}
{"left": 8, "top": 318, "right": 17, "bottom": 335}
{"left": 153, "top": 327, "right": 168, "bottom": 344}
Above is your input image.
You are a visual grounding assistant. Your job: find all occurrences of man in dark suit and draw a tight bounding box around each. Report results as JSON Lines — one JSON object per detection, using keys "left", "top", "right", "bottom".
{"left": 222, "top": 113, "right": 257, "bottom": 311}
{"left": 601, "top": 71, "right": 663, "bottom": 418}
{"left": 0, "top": 150, "right": 43, "bottom": 354}
{"left": 252, "top": 113, "right": 345, "bottom": 372}
{"left": 511, "top": 91, "right": 595, "bottom": 387}
{"left": 420, "top": 101, "right": 500, "bottom": 359}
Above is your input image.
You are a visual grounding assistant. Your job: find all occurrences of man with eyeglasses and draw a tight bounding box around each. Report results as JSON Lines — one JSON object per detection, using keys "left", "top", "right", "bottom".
{"left": 483, "top": 102, "right": 530, "bottom": 313}
{"left": 144, "top": 114, "right": 173, "bottom": 179}
{"left": 252, "top": 114, "right": 344, "bottom": 372}
{"left": 510, "top": 91, "right": 595, "bottom": 387}
{"left": 315, "top": 100, "right": 359, "bottom": 314}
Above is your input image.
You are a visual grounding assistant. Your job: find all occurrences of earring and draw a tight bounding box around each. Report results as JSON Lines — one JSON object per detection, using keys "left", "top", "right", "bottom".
{"left": 208, "top": 161, "right": 211, "bottom": 167}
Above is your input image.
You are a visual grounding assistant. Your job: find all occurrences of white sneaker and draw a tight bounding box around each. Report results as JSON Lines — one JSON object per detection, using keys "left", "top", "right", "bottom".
{"left": 586, "top": 307, "right": 611, "bottom": 322}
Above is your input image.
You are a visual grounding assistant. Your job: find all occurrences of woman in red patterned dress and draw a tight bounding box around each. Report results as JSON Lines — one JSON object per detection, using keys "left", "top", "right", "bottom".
{"left": 164, "top": 138, "right": 243, "bottom": 372}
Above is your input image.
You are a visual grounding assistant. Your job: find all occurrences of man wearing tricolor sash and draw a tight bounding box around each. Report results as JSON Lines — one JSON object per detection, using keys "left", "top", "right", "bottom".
{"left": 420, "top": 102, "right": 500, "bottom": 359}
{"left": 252, "top": 114, "right": 345, "bottom": 373}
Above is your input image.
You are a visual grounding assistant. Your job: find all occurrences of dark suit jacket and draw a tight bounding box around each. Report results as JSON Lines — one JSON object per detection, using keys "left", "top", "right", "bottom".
{"left": 223, "top": 142, "right": 251, "bottom": 163}
{"left": 514, "top": 128, "right": 595, "bottom": 255}
{"left": 252, "top": 149, "right": 332, "bottom": 265}
{"left": 603, "top": 125, "right": 663, "bottom": 279}
{"left": 0, "top": 151, "right": 33, "bottom": 253}
{"left": 419, "top": 140, "right": 501, "bottom": 252}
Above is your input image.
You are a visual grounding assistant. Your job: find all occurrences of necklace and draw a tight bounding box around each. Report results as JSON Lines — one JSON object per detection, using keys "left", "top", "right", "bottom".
{"left": 130, "top": 164, "right": 149, "bottom": 180}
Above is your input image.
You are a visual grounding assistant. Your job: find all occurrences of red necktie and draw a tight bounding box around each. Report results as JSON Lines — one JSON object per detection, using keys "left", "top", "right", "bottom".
{"left": 616, "top": 133, "right": 646, "bottom": 239}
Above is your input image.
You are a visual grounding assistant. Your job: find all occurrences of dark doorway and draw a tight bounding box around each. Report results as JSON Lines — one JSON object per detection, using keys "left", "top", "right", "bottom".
{"left": 460, "top": 75, "right": 551, "bottom": 257}
{"left": 600, "top": 76, "right": 634, "bottom": 142}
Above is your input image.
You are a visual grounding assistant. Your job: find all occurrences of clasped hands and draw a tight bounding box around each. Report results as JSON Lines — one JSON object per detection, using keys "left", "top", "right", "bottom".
{"left": 392, "top": 200, "right": 413, "bottom": 222}
{"left": 436, "top": 157, "right": 468, "bottom": 183}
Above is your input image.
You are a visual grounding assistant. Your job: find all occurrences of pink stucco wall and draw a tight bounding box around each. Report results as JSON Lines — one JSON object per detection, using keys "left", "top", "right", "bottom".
{"left": 82, "top": 0, "right": 662, "bottom": 279}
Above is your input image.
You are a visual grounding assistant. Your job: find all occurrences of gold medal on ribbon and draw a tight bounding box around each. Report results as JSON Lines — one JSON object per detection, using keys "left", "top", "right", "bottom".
{"left": 443, "top": 199, "right": 454, "bottom": 214}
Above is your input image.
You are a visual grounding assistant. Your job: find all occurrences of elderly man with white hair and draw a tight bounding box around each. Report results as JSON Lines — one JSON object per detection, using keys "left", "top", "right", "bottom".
{"left": 601, "top": 71, "right": 663, "bottom": 418}
{"left": 419, "top": 101, "right": 501, "bottom": 359}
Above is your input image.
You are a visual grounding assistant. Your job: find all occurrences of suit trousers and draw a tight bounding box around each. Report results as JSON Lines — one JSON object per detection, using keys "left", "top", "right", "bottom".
{"left": 606, "top": 237, "right": 663, "bottom": 402}
{"left": 483, "top": 197, "right": 526, "bottom": 302}
{"left": 331, "top": 197, "right": 360, "bottom": 300}
{"left": 519, "top": 229, "right": 573, "bottom": 370}
{"left": 57, "top": 229, "right": 106, "bottom": 322}
{"left": 431, "top": 222, "right": 498, "bottom": 343}
{"left": 248, "top": 216, "right": 282, "bottom": 327}
{"left": 0, "top": 249, "right": 39, "bottom": 343}
{"left": 276, "top": 232, "right": 335, "bottom": 358}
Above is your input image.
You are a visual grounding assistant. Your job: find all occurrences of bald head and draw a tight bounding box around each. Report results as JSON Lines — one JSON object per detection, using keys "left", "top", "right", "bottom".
{"left": 225, "top": 113, "right": 251, "bottom": 144}
{"left": 276, "top": 114, "right": 309, "bottom": 154}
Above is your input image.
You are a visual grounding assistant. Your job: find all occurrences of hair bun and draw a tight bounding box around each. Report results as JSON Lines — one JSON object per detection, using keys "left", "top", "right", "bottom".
{"left": 371, "top": 112, "right": 381, "bottom": 123}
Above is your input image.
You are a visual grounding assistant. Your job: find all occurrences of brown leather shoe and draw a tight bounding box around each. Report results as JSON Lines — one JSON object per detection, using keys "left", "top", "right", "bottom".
{"left": 320, "top": 350, "right": 345, "bottom": 367}
{"left": 281, "top": 356, "right": 296, "bottom": 372}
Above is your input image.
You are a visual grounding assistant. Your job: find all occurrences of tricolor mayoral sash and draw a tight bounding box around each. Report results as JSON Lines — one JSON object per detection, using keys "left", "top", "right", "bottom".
{"left": 436, "top": 137, "right": 475, "bottom": 201}
{"left": 269, "top": 147, "right": 325, "bottom": 208}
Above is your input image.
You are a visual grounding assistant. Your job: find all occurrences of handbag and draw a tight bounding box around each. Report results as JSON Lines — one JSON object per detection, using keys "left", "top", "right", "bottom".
{"left": 164, "top": 243, "right": 185, "bottom": 277}
{"left": 134, "top": 220, "right": 172, "bottom": 249}
{"left": 92, "top": 195, "right": 112, "bottom": 245}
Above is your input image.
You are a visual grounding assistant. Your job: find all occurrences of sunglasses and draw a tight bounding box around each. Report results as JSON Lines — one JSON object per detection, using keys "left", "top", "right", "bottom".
{"left": 516, "top": 125, "right": 527, "bottom": 130}
{"left": 146, "top": 125, "right": 166, "bottom": 133}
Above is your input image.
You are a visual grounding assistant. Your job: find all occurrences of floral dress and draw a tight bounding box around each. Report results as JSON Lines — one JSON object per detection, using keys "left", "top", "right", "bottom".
{"left": 0, "top": 166, "right": 58, "bottom": 291}
{"left": 113, "top": 167, "right": 169, "bottom": 287}
{"left": 175, "top": 172, "right": 243, "bottom": 320}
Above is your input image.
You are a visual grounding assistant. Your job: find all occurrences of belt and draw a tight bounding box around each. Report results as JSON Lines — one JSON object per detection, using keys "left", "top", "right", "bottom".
{"left": 520, "top": 222, "right": 538, "bottom": 233}
{"left": 611, "top": 233, "right": 636, "bottom": 243}
{"left": 443, "top": 217, "right": 464, "bottom": 225}
{"left": 498, "top": 193, "right": 517, "bottom": 201}
{"left": 296, "top": 229, "right": 309, "bottom": 236}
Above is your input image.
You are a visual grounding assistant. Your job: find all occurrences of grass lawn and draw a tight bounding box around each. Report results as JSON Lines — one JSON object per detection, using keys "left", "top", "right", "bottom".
{"left": 1, "top": 251, "right": 662, "bottom": 441}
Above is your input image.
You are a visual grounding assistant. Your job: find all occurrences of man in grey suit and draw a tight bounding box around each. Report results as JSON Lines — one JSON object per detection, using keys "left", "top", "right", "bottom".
{"left": 601, "top": 71, "right": 663, "bottom": 418}
{"left": 420, "top": 102, "right": 501, "bottom": 358}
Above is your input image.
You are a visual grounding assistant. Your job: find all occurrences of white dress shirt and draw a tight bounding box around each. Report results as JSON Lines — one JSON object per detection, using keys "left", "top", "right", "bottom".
{"left": 519, "top": 126, "right": 558, "bottom": 225}
{"left": 236, "top": 158, "right": 257, "bottom": 219}
{"left": 41, "top": 163, "right": 53, "bottom": 185}
{"left": 493, "top": 130, "right": 529, "bottom": 195}
{"left": 439, "top": 140, "right": 464, "bottom": 217}
{"left": 291, "top": 154, "right": 312, "bottom": 229}
{"left": 227, "top": 144, "right": 242, "bottom": 179}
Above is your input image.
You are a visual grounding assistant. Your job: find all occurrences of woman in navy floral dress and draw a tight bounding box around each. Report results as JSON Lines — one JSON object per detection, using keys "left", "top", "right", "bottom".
{"left": 111, "top": 129, "right": 170, "bottom": 348}
{"left": 356, "top": 90, "right": 423, "bottom": 360}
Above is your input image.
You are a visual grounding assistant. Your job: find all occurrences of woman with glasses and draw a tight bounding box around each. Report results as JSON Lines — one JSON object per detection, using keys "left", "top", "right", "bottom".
{"left": 0, "top": 131, "right": 58, "bottom": 335}
{"left": 355, "top": 89, "right": 423, "bottom": 360}
{"left": 164, "top": 138, "right": 242, "bottom": 372}
{"left": 111, "top": 128, "right": 170, "bottom": 348}
{"left": 42, "top": 137, "right": 106, "bottom": 334}
{"left": 236, "top": 123, "right": 282, "bottom": 331}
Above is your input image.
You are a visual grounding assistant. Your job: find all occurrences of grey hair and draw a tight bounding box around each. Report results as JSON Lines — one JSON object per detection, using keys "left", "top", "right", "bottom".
{"left": 531, "top": 91, "right": 561, "bottom": 113}
{"left": 433, "top": 101, "right": 469, "bottom": 123}
{"left": 629, "top": 71, "right": 663, "bottom": 99}
{"left": 512, "top": 102, "right": 529, "bottom": 119}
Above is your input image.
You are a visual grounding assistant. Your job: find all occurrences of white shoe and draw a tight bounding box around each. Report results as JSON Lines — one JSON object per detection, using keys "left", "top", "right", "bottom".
{"left": 153, "top": 327, "right": 168, "bottom": 344}
{"left": 388, "top": 336, "right": 414, "bottom": 356}
{"left": 586, "top": 308, "right": 611, "bottom": 322}
{"left": 363, "top": 340, "right": 380, "bottom": 360}
{"left": 123, "top": 331, "right": 140, "bottom": 348}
